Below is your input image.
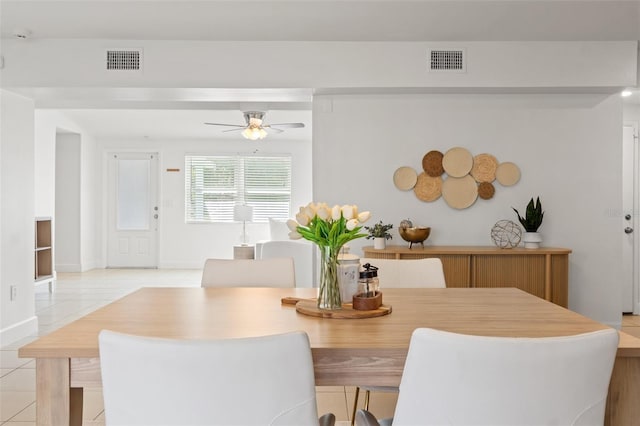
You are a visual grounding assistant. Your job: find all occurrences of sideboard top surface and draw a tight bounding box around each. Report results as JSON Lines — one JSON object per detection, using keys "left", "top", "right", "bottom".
{"left": 362, "top": 245, "right": 572, "bottom": 256}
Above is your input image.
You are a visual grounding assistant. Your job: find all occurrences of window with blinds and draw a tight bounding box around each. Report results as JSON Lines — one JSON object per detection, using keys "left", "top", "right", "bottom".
{"left": 185, "top": 155, "right": 292, "bottom": 223}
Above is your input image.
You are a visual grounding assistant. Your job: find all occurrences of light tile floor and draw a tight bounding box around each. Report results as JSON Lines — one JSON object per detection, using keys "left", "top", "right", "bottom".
{"left": 0, "top": 269, "right": 398, "bottom": 425}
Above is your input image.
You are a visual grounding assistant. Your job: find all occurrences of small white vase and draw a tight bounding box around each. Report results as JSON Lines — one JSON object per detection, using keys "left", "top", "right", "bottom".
{"left": 373, "top": 238, "right": 386, "bottom": 250}
{"left": 522, "top": 232, "right": 542, "bottom": 249}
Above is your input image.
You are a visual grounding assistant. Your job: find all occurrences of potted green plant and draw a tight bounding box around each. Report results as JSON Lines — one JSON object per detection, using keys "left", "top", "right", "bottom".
{"left": 365, "top": 221, "right": 393, "bottom": 249}
{"left": 512, "top": 197, "right": 544, "bottom": 248}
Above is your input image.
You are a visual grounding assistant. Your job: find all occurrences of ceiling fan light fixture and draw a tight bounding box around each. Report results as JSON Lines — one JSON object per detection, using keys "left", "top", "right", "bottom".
{"left": 205, "top": 110, "right": 304, "bottom": 140}
{"left": 242, "top": 126, "right": 267, "bottom": 140}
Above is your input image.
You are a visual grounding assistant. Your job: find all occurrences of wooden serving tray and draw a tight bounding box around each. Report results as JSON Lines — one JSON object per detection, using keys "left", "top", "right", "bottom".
{"left": 295, "top": 299, "right": 392, "bottom": 319}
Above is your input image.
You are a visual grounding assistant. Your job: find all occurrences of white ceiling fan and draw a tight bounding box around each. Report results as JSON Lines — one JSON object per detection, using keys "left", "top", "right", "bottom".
{"left": 205, "top": 111, "right": 305, "bottom": 140}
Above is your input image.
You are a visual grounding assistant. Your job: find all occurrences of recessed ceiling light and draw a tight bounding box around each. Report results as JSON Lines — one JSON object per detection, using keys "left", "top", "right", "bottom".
{"left": 621, "top": 90, "right": 632, "bottom": 97}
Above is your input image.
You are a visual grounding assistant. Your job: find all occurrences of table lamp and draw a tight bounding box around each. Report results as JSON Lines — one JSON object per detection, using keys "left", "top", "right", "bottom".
{"left": 233, "top": 204, "right": 254, "bottom": 245}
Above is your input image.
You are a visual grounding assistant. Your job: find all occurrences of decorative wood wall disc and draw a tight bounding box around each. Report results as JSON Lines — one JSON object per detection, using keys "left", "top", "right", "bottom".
{"left": 442, "top": 147, "right": 473, "bottom": 178}
{"left": 393, "top": 167, "right": 418, "bottom": 191}
{"left": 422, "top": 150, "right": 444, "bottom": 177}
{"left": 471, "top": 153, "right": 498, "bottom": 182}
{"left": 478, "top": 182, "right": 496, "bottom": 200}
{"left": 394, "top": 146, "right": 521, "bottom": 209}
{"left": 496, "top": 162, "right": 521, "bottom": 186}
{"left": 414, "top": 172, "right": 442, "bottom": 202}
{"left": 442, "top": 175, "right": 478, "bottom": 209}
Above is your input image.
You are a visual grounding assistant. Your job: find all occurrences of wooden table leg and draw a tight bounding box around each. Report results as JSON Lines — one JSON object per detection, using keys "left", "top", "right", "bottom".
{"left": 605, "top": 356, "right": 640, "bottom": 425}
{"left": 36, "top": 358, "right": 83, "bottom": 426}
{"left": 70, "top": 387, "right": 84, "bottom": 426}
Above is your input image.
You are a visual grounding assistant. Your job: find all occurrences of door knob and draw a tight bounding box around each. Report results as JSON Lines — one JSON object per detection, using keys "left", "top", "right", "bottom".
{"left": 625, "top": 227, "right": 633, "bottom": 234}
{"left": 626, "top": 214, "right": 632, "bottom": 220}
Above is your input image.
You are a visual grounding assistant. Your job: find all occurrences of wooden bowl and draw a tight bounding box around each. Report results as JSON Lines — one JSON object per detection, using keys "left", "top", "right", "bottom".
{"left": 399, "top": 227, "right": 431, "bottom": 248}
{"left": 353, "top": 291, "right": 382, "bottom": 311}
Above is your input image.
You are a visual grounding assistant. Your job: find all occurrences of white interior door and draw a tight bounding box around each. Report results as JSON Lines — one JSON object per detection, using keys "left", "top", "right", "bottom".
{"left": 622, "top": 124, "right": 639, "bottom": 314}
{"left": 107, "top": 153, "right": 159, "bottom": 268}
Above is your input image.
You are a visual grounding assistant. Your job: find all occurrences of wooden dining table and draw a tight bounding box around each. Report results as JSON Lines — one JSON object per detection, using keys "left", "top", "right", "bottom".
{"left": 19, "top": 286, "right": 640, "bottom": 426}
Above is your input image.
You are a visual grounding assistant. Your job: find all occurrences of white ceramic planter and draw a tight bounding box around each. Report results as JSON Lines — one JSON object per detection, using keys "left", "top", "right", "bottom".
{"left": 373, "top": 237, "right": 386, "bottom": 250}
{"left": 522, "top": 232, "right": 542, "bottom": 249}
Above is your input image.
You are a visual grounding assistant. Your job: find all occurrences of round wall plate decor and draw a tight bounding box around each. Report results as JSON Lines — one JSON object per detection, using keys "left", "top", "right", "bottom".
{"left": 496, "top": 162, "right": 521, "bottom": 186}
{"left": 442, "top": 147, "right": 473, "bottom": 178}
{"left": 441, "top": 175, "right": 478, "bottom": 209}
{"left": 471, "top": 153, "right": 498, "bottom": 183}
{"left": 414, "top": 172, "right": 443, "bottom": 202}
{"left": 393, "top": 166, "right": 418, "bottom": 191}
{"left": 422, "top": 150, "right": 444, "bottom": 177}
{"left": 478, "top": 181, "right": 496, "bottom": 200}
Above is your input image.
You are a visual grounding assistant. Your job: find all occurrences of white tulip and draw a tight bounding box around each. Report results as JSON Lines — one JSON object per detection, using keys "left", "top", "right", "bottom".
{"left": 296, "top": 212, "right": 310, "bottom": 226}
{"left": 357, "top": 211, "right": 371, "bottom": 223}
{"left": 331, "top": 205, "right": 342, "bottom": 221}
{"left": 346, "top": 218, "right": 359, "bottom": 231}
{"left": 317, "top": 206, "right": 330, "bottom": 220}
{"left": 341, "top": 204, "right": 355, "bottom": 220}
{"left": 352, "top": 205, "right": 359, "bottom": 217}
{"left": 304, "top": 204, "right": 316, "bottom": 219}
{"left": 286, "top": 219, "right": 299, "bottom": 232}
{"left": 288, "top": 231, "right": 302, "bottom": 240}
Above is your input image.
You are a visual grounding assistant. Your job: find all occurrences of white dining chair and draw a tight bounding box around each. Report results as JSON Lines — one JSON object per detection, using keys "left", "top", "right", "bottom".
{"left": 363, "top": 257, "right": 446, "bottom": 288}
{"left": 356, "top": 327, "right": 619, "bottom": 426}
{"left": 201, "top": 257, "right": 296, "bottom": 288}
{"left": 99, "top": 329, "right": 335, "bottom": 426}
{"left": 256, "top": 240, "right": 314, "bottom": 287}
{"left": 351, "top": 258, "right": 446, "bottom": 424}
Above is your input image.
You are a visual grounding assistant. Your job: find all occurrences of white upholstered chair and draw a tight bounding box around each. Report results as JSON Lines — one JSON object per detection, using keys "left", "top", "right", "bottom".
{"left": 99, "top": 330, "right": 335, "bottom": 426}
{"left": 256, "top": 240, "right": 315, "bottom": 287}
{"left": 201, "top": 257, "right": 296, "bottom": 288}
{"left": 352, "top": 258, "right": 446, "bottom": 423}
{"left": 356, "top": 327, "right": 619, "bottom": 426}
{"left": 362, "top": 257, "right": 446, "bottom": 288}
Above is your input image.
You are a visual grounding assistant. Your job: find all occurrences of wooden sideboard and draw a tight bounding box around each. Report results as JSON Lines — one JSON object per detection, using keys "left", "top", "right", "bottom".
{"left": 362, "top": 245, "right": 572, "bottom": 307}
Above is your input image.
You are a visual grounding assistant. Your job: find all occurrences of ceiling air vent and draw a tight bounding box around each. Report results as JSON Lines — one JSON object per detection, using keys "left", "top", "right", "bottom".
{"left": 106, "top": 48, "right": 142, "bottom": 71}
{"left": 428, "top": 48, "right": 465, "bottom": 72}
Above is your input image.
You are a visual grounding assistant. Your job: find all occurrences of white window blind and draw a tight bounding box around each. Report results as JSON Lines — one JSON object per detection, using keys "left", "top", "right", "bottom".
{"left": 185, "top": 155, "right": 291, "bottom": 223}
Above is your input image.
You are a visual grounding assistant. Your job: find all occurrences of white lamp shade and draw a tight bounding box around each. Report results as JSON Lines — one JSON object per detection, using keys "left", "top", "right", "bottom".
{"left": 233, "top": 204, "right": 254, "bottom": 222}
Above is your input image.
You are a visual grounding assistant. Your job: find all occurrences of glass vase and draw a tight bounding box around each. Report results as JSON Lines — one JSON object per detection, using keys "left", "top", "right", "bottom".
{"left": 318, "top": 246, "right": 342, "bottom": 310}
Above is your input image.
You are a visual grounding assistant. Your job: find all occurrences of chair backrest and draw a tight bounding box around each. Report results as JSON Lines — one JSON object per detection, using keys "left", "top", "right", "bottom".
{"left": 99, "top": 330, "right": 319, "bottom": 426}
{"left": 201, "top": 257, "right": 295, "bottom": 288}
{"left": 257, "top": 240, "right": 314, "bottom": 288}
{"left": 362, "top": 258, "right": 446, "bottom": 288}
{"left": 393, "top": 327, "right": 619, "bottom": 426}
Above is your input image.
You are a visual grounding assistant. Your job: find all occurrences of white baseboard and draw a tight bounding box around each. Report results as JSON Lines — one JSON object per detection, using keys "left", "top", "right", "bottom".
{"left": 81, "top": 260, "right": 101, "bottom": 272}
{"left": 0, "top": 316, "right": 38, "bottom": 347}
{"left": 55, "top": 263, "right": 82, "bottom": 272}
{"left": 158, "top": 262, "right": 204, "bottom": 269}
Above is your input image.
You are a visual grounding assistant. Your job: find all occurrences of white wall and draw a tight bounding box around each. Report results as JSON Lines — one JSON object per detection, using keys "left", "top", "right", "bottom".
{"left": 35, "top": 111, "right": 102, "bottom": 272}
{"left": 0, "top": 90, "right": 37, "bottom": 345}
{"left": 2, "top": 40, "right": 637, "bottom": 91}
{"left": 99, "top": 138, "right": 312, "bottom": 268}
{"left": 624, "top": 104, "right": 640, "bottom": 125}
{"left": 55, "top": 133, "right": 81, "bottom": 271}
{"left": 314, "top": 93, "right": 623, "bottom": 327}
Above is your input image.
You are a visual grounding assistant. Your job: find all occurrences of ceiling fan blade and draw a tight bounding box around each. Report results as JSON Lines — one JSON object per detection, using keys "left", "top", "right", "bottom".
{"left": 204, "top": 122, "right": 245, "bottom": 128}
{"left": 222, "top": 128, "right": 245, "bottom": 133}
{"left": 268, "top": 127, "right": 284, "bottom": 134}
{"left": 267, "top": 123, "right": 305, "bottom": 129}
